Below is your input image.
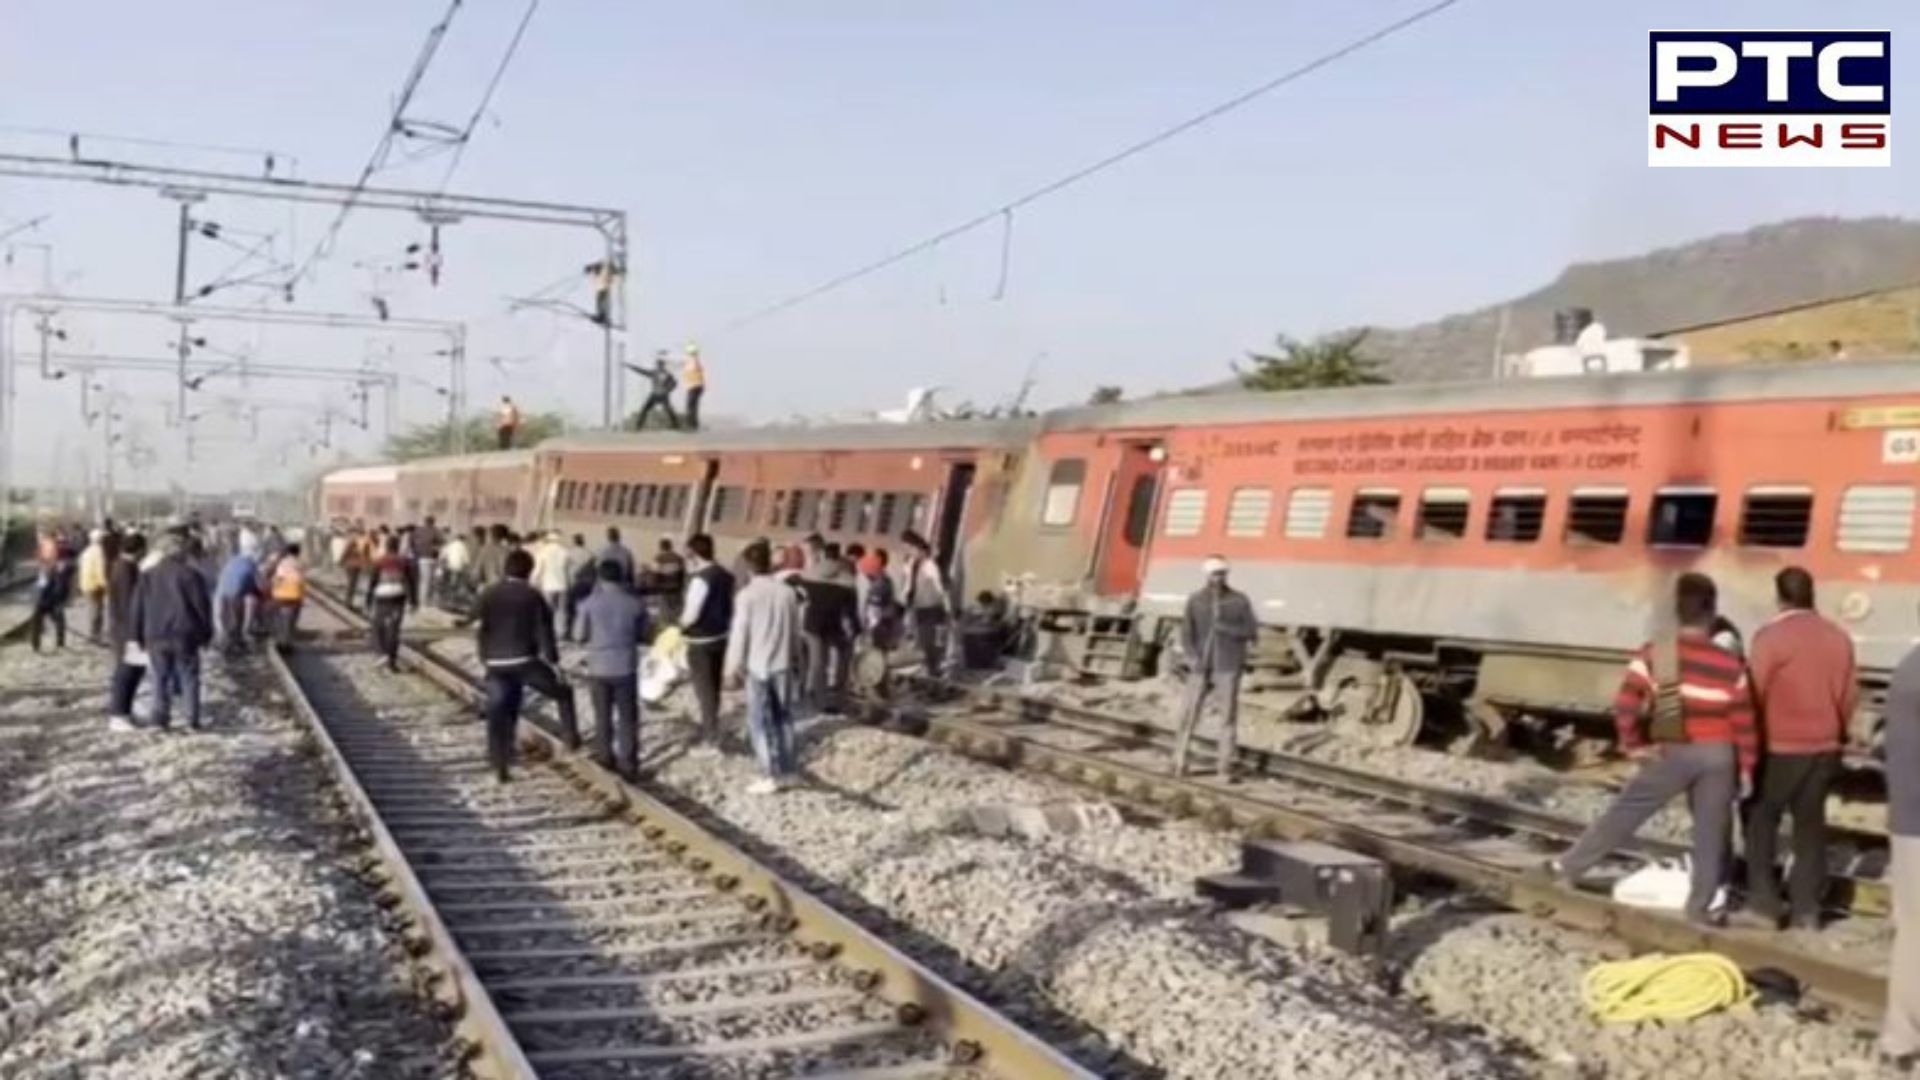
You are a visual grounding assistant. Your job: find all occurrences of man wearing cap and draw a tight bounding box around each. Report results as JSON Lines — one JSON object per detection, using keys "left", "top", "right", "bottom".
{"left": 1171, "top": 555, "right": 1258, "bottom": 779}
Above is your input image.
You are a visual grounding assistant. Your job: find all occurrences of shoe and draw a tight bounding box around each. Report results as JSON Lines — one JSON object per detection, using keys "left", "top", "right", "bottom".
{"left": 1787, "top": 913, "right": 1823, "bottom": 932}
{"left": 776, "top": 775, "right": 806, "bottom": 792}
{"left": 495, "top": 767, "right": 512, "bottom": 784}
{"left": 746, "top": 777, "right": 779, "bottom": 795}
{"left": 1729, "top": 909, "right": 1779, "bottom": 932}
{"left": 106, "top": 716, "right": 135, "bottom": 734}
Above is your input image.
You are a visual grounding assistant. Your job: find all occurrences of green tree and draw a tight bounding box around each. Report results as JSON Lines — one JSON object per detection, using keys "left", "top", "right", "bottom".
{"left": 383, "top": 411, "right": 570, "bottom": 460}
{"left": 1087, "top": 385, "right": 1125, "bottom": 405}
{"left": 1236, "top": 329, "right": 1388, "bottom": 391}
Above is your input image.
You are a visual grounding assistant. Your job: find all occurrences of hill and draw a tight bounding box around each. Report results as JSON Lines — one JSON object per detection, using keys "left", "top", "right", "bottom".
{"left": 1326, "top": 216, "right": 1920, "bottom": 383}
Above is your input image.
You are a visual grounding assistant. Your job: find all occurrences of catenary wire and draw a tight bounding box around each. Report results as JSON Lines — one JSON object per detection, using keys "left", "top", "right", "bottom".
{"left": 436, "top": 0, "right": 542, "bottom": 194}
{"left": 707, "top": 0, "right": 1466, "bottom": 335}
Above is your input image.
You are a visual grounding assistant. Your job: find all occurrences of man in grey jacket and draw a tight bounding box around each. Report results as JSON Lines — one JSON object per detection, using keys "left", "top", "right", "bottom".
{"left": 575, "top": 559, "right": 652, "bottom": 781}
{"left": 1171, "top": 555, "right": 1258, "bottom": 780}
{"left": 725, "top": 542, "right": 801, "bottom": 794}
{"left": 1882, "top": 636, "right": 1920, "bottom": 1068}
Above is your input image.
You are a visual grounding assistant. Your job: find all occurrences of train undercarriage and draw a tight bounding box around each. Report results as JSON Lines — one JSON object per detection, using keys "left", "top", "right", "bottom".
{"left": 1023, "top": 609, "right": 1888, "bottom": 765}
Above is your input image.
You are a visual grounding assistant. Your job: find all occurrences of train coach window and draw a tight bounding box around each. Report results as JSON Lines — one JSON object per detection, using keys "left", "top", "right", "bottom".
{"left": 1648, "top": 488, "right": 1717, "bottom": 547}
{"left": 1566, "top": 489, "right": 1629, "bottom": 545}
{"left": 829, "top": 491, "right": 850, "bottom": 531}
{"left": 875, "top": 493, "right": 899, "bottom": 535}
{"left": 771, "top": 490, "right": 788, "bottom": 526}
{"left": 1163, "top": 488, "right": 1208, "bottom": 537}
{"left": 855, "top": 492, "right": 876, "bottom": 533}
{"left": 1346, "top": 489, "right": 1401, "bottom": 540}
{"left": 1838, "top": 485, "right": 1916, "bottom": 553}
{"left": 1739, "top": 487, "right": 1814, "bottom": 548}
{"left": 746, "top": 489, "right": 764, "bottom": 525}
{"left": 1486, "top": 489, "right": 1546, "bottom": 542}
{"left": 903, "top": 493, "right": 928, "bottom": 534}
{"left": 1417, "top": 488, "right": 1471, "bottom": 541}
{"left": 1042, "top": 459, "right": 1087, "bottom": 527}
{"left": 709, "top": 486, "right": 738, "bottom": 525}
{"left": 670, "top": 485, "right": 692, "bottom": 522}
{"left": 1226, "top": 488, "right": 1273, "bottom": 538}
{"left": 1284, "top": 487, "right": 1333, "bottom": 539}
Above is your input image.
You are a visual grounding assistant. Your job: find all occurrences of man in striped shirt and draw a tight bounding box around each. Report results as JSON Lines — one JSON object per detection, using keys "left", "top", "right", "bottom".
{"left": 1546, "top": 572, "right": 1758, "bottom": 924}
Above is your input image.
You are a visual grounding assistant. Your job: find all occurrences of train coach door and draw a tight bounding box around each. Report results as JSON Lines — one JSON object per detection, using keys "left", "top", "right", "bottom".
{"left": 1094, "top": 442, "right": 1164, "bottom": 598}
{"left": 933, "top": 462, "right": 977, "bottom": 583}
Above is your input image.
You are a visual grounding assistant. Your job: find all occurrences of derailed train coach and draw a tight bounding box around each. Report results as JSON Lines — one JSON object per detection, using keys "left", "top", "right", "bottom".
{"left": 531, "top": 421, "right": 1037, "bottom": 575}
{"left": 317, "top": 358, "right": 1920, "bottom": 754}
{"left": 985, "top": 360, "right": 1920, "bottom": 754}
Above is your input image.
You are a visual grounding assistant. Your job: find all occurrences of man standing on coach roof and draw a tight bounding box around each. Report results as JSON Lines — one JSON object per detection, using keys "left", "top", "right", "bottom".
{"left": 1544, "top": 573, "right": 1757, "bottom": 925}
{"left": 475, "top": 547, "right": 581, "bottom": 782}
{"left": 1737, "top": 566, "right": 1855, "bottom": 930}
{"left": 1171, "top": 556, "right": 1257, "bottom": 780}
{"left": 576, "top": 559, "right": 652, "bottom": 781}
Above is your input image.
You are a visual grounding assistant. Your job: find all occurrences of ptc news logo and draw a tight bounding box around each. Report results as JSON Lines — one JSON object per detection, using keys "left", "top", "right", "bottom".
{"left": 1649, "top": 31, "right": 1891, "bottom": 167}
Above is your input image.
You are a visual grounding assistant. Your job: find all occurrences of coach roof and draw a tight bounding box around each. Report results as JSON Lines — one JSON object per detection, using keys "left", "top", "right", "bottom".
{"left": 1045, "top": 357, "right": 1920, "bottom": 431}
{"left": 538, "top": 417, "right": 1040, "bottom": 454}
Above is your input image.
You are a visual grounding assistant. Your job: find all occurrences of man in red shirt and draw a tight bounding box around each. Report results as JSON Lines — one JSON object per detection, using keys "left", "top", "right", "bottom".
{"left": 1545, "top": 573, "right": 1758, "bottom": 925}
{"left": 1739, "top": 567, "right": 1856, "bottom": 929}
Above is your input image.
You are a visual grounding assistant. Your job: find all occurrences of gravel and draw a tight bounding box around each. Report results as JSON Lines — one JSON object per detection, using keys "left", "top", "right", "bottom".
{"left": 417, "top": 615, "right": 1903, "bottom": 1079}
{"left": 430, "top": 635, "right": 1517, "bottom": 1078}
{"left": 0, "top": 635, "right": 462, "bottom": 1079}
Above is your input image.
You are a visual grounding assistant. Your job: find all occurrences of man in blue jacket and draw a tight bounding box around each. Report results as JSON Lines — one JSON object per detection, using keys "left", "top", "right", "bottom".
{"left": 575, "top": 559, "right": 652, "bottom": 781}
{"left": 214, "top": 536, "right": 262, "bottom": 656}
{"left": 129, "top": 530, "right": 216, "bottom": 731}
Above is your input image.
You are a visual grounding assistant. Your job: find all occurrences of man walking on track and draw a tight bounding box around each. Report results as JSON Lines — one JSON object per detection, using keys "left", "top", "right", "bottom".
{"left": 1881, "top": 619, "right": 1920, "bottom": 1069}
{"left": 130, "top": 529, "right": 215, "bottom": 732}
{"left": 628, "top": 350, "right": 679, "bottom": 431}
{"left": 1544, "top": 573, "right": 1757, "bottom": 926}
{"left": 1170, "top": 556, "right": 1257, "bottom": 780}
{"left": 679, "top": 534, "right": 734, "bottom": 750}
{"left": 475, "top": 547, "right": 581, "bottom": 782}
{"left": 366, "top": 534, "right": 417, "bottom": 672}
{"left": 576, "top": 559, "right": 652, "bottom": 781}
{"left": 79, "top": 528, "right": 111, "bottom": 643}
{"left": 496, "top": 395, "right": 522, "bottom": 450}
{"left": 1737, "top": 567, "right": 1855, "bottom": 930}
{"left": 269, "top": 543, "right": 307, "bottom": 651}
{"left": 105, "top": 533, "right": 148, "bottom": 733}
{"left": 681, "top": 343, "right": 706, "bottom": 432}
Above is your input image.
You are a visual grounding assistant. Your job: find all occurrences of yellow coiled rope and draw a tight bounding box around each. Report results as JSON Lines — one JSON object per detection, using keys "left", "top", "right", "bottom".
{"left": 1583, "top": 953, "right": 1755, "bottom": 1023}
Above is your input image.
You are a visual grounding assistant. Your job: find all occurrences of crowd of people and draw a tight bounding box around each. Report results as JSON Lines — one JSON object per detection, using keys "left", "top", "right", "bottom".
{"left": 20, "top": 513, "right": 1913, "bottom": 1063}
{"left": 308, "top": 517, "right": 954, "bottom": 796}
{"left": 22, "top": 518, "right": 311, "bottom": 732}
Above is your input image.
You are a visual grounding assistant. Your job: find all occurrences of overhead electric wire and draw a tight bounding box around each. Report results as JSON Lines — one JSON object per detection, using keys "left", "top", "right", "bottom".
{"left": 283, "top": 0, "right": 465, "bottom": 290}
{"left": 437, "top": 0, "right": 542, "bottom": 193}
{"left": 710, "top": 0, "right": 1465, "bottom": 334}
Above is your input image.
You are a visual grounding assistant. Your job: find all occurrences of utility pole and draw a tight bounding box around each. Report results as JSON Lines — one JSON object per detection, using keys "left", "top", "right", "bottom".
{"left": 164, "top": 189, "right": 206, "bottom": 430}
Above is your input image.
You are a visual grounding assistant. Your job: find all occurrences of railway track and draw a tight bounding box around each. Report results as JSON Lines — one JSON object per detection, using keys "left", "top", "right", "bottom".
{"left": 902, "top": 681, "right": 1892, "bottom": 1018}
{"left": 957, "top": 688, "right": 1894, "bottom": 915}
{"left": 281, "top": 590, "right": 1094, "bottom": 1080}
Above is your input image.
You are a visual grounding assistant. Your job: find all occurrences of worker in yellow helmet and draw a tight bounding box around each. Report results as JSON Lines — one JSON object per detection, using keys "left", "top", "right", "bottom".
{"left": 682, "top": 342, "right": 706, "bottom": 432}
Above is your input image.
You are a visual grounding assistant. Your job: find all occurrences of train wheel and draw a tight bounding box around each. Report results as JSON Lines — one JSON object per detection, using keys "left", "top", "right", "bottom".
{"left": 1328, "top": 665, "right": 1423, "bottom": 748}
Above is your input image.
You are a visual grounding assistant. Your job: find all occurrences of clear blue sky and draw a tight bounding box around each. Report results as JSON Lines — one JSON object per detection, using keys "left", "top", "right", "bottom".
{"left": 0, "top": 0, "right": 1914, "bottom": 491}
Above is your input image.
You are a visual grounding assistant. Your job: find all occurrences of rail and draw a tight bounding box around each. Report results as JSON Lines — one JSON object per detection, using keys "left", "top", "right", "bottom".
{"left": 291, "top": 582, "right": 1096, "bottom": 1080}
{"left": 909, "top": 681, "right": 1891, "bottom": 1019}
